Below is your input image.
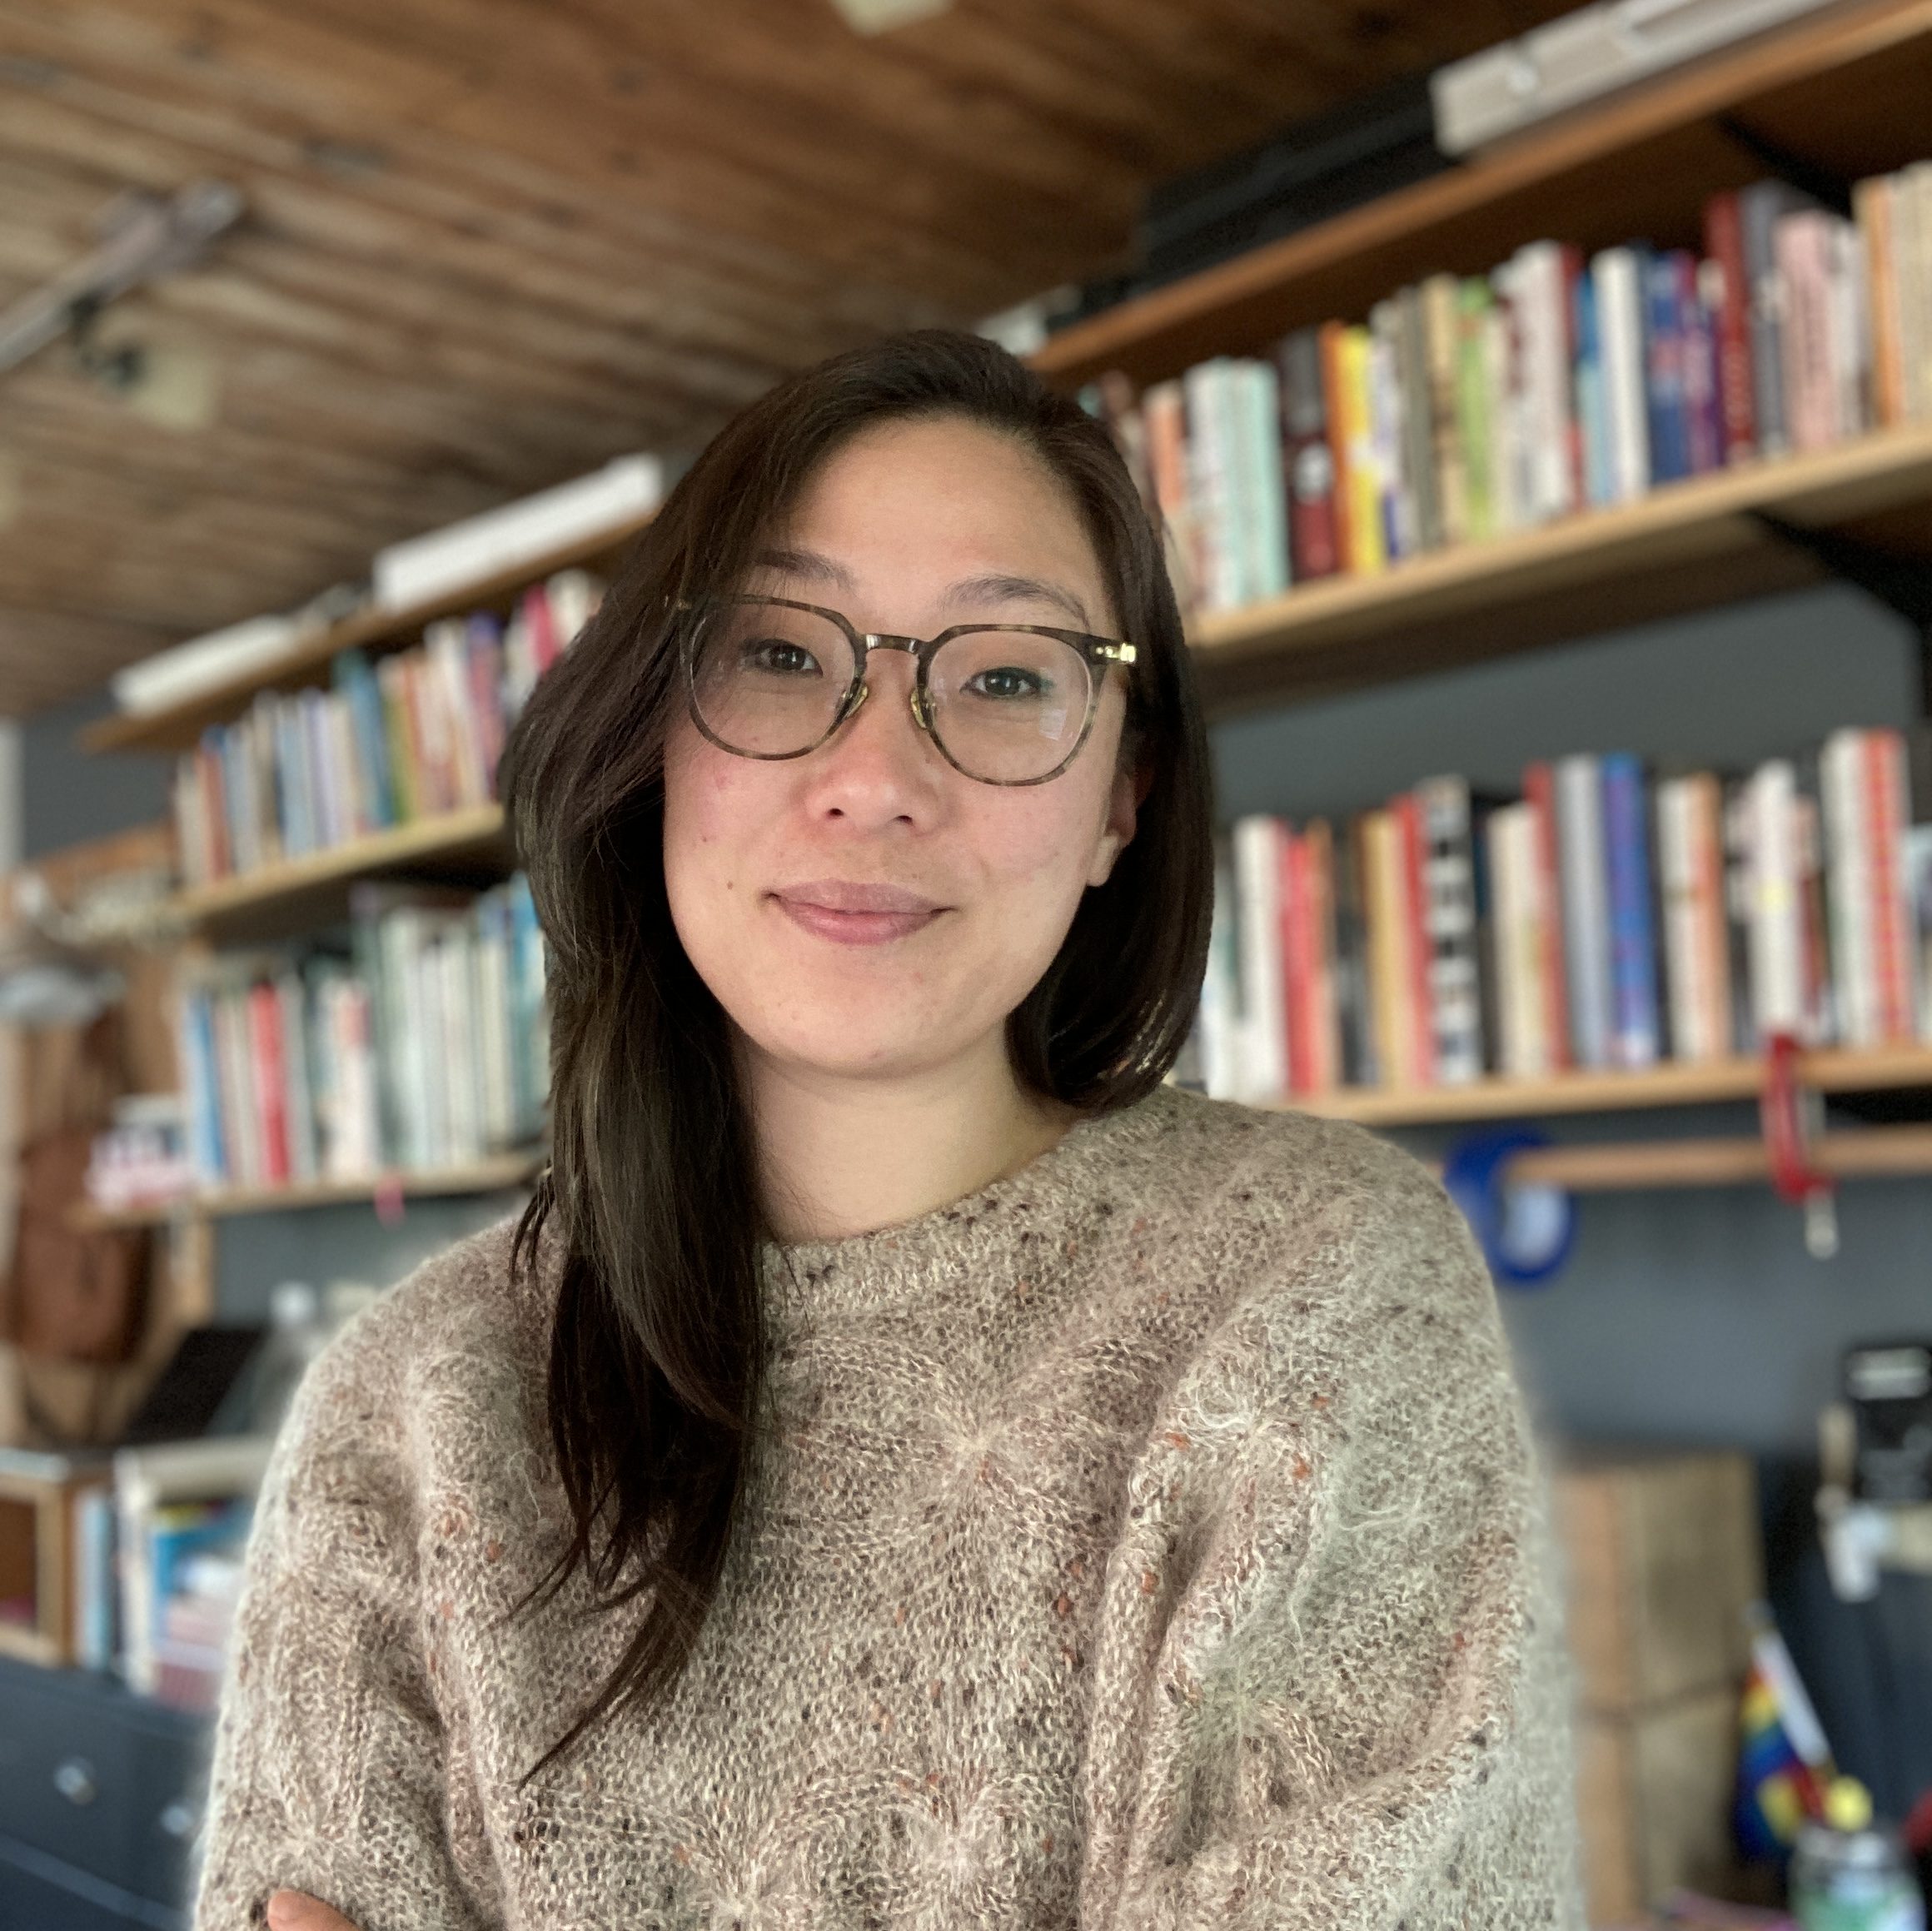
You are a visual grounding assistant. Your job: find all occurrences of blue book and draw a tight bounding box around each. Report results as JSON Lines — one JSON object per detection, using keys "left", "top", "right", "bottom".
{"left": 182, "top": 986, "right": 227, "bottom": 1185}
{"left": 1572, "top": 266, "right": 1612, "bottom": 509}
{"left": 334, "top": 649, "right": 397, "bottom": 831}
{"left": 1602, "top": 752, "right": 1661, "bottom": 1069}
{"left": 1641, "top": 250, "right": 1691, "bottom": 485}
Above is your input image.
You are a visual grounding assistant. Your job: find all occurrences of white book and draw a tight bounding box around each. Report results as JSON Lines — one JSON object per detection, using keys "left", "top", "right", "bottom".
{"left": 1555, "top": 754, "right": 1613, "bottom": 1068}
{"left": 1417, "top": 774, "right": 1482, "bottom": 1083}
{"left": 112, "top": 612, "right": 306, "bottom": 717}
{"left": 1367, "top": 301, "right": 1417, "bottom": 560}
{"left": 1741, "top": 759, "right": 1806, "bottom": 1038}
{"left": 1489, "top": 803, "right": 1546, "bottom": 1077}
{"left": 1658, "top": 778, "right": 1713, "bottom": 1061}
{"left": 440, "top": 924, "right": 483, "bottom": 1166}
{"left": 1235, "top": 360, "right": 1291, "bottom": 601}
{"left": 1199, "top": 856, "right": 1244, "bottom": 1101}
{"left": 373, "top": 453, "right": 663, "bottom": 614}
{"left": 1592, "top": 248, "right": 1651, "bottom": 503}
{"left": 1825, "top": 218, "right": 1871, "bottom": 442}
{"left": 1481, "top": 296, "right": 1526, "bottom": 534}
{"left": 1820, "top": 729, "right": 1876, "bottom": 1047}
{"left": 1514, "top": 241, "right": 1576, "bottom": 523}
{"left": 1183, "top": 361, "right": 1242, "bottom": 613}
{"left": 1899, "top": 166, "right": 1931, "bottom": 422}
{"left": 1232, "top": 815, "right": 1287, "bottom": 1101}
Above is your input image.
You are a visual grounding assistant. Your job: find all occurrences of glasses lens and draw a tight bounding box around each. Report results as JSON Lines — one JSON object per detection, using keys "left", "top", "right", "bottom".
{"left": 689, "top": 600, "right": 857, "bottom": 758}
{"left": 927, "top": 630, "right": 1093, "bottom": 783}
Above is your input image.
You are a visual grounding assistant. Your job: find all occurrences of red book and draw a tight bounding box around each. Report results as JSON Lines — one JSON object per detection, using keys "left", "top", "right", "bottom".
{"left": 1866, "top": 729, "right": 1913, "bottom": 1040}
{"left": 1392, "top": 791, "right": 1437, "bottom": 1085}
{"left": 1561, "top": 243, "right": 1588, "bottom": 510}
{"left": 1703, "top": 191, "right": 1757, "bottom": 463}
{"left": 1521, "top": 761, "right": 1574, "bottom": 1071}
{"left": 1277, "top": 328, "right": 1340, "bottom": 580}
{"left": 524, "top": 585, "right": 561, "bottom": 679}
{"left": 246, "top": 978, "right": 291, "bottom": 1184}
{"left": 1280, "top": 829, "right": 1312, "bottom": 1094}
{"left": 1304, "top": 819, "right": 1340, "bottom": 1091}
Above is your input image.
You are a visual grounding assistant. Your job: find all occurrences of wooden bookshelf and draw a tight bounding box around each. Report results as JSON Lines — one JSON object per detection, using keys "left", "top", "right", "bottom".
{"left": 1274, "top": 1043, "right": 1932, "bottom": 1128}
{"left": 1188, "top": 420, "right": 1932, "bottom": 710}
{"left": 167, "top": 804, "right": 512, "bottom": 941}
{"left": 82, "top": 510, "right": 657, "bottom": 758}
{"left": 71, "top": 1153, "right": 544, "bottom": 1231}
{"left": 1033, "top": 0, "right": 1932, "bottom": 390}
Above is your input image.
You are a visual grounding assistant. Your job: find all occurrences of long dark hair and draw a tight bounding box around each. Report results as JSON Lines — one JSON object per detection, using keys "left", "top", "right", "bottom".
{"left": 495, "top": 327, "right": 1213, "bottom": 1783}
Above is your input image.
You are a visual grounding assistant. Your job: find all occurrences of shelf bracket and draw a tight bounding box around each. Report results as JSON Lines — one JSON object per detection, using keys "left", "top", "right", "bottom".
{"left": 1713, "top": 115, "right": 1854, "bottom": 216}
{"left": 1749, "top": 511, "right": 1932, "bottom": 717}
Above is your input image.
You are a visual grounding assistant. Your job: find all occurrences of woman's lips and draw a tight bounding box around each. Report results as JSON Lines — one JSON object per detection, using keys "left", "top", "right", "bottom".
{"left": 779, "top": 902, "right": 941, "bottom": 943}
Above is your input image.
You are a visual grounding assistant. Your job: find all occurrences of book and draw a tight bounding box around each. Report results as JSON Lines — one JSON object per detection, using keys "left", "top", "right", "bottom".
{"left": 1601, "top": 751, "right": 1662, "bottom": 1068}
{"left": 1555, "top": 754, "right": 1614, "bottom": 1068}
{"left": 1277, "top": 330, "right": 1340, "bottom": 580}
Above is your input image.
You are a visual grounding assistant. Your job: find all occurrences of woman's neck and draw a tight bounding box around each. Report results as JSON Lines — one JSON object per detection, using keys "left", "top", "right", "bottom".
{"left": 742, "top": 1035, "right": 1077, "bottom": 1245}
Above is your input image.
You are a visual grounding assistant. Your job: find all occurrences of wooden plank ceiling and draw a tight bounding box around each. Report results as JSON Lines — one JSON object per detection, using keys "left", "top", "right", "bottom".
{"left": 0, "top": 0, "right": 1572, "bottom": 718}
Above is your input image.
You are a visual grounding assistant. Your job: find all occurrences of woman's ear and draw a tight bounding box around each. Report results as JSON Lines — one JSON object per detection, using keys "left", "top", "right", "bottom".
{"left": 1087, "top": 757, "right": 1146, "bottom": 888}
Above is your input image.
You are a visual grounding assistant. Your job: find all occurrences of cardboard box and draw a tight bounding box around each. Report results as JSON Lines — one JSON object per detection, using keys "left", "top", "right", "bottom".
{"left": 1556, "top": 1449, "right": 1763, "bottom": 1715}
{"left": 1576, "top": 1688, "right": 1742, "bottom": 1927}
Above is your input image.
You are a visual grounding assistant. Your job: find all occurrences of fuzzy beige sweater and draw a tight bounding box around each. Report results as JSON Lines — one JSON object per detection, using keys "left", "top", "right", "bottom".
{"left": 191, "top": 1082, "right": 1585, "bottom": 1930}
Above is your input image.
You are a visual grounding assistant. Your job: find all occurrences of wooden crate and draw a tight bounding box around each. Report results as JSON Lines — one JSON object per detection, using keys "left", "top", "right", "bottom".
{"left": 1556, "top": 1449, "right": 1764, "bottom": 1715}
{"left": 1576, "top": 1688, "right": 1743, "bottom": 1926}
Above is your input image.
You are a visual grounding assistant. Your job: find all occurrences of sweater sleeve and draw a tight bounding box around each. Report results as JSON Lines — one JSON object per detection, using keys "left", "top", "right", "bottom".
{"left": 189, "top": 1301, "right": 500, "bottom": 1931}
{"left": 1077, "top": 1127, "right": 1586, "bottom": 1931}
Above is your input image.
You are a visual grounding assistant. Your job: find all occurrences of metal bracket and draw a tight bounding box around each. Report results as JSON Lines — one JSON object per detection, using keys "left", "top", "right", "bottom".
{"left": 1714, "top": 116, "right": 1855, "bottom": 218}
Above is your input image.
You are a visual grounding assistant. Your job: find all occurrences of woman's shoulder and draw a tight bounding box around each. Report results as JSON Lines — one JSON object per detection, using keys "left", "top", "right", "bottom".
{"left": 292, "top": 1205, "right": 557, "bottom": 1461}
{"left": 1103, "top": 1083, "right": 1466, "bottom": 1262}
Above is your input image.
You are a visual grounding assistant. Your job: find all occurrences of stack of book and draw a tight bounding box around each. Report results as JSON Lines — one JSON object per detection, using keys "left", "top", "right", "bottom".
{"left": 1186, "top": 727, "right": 1929, "bottom": 1102}
{"left": 110, "top": 1437, "right": 271, "bottom": 1705}
{"left": 172, "top": 569, "right": 601, "bottom": 888}
{"left": 176, "top": 873, "right": 550, "bottom": 1189}
{"left": 1084, "top": 160, "right": 1932, "bottom": 615}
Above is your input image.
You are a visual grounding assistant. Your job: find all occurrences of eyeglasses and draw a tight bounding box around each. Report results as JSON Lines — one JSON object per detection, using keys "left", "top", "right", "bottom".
{"left": 678, "top": 594, "right": 1137, "bottom": 788}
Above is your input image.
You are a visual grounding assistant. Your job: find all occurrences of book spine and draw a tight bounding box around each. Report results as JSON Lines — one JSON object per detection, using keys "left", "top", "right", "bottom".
{"left": 1683, "top": 254, "right": 1724, "bottom": 475}
{"left": 1643, "top": 251, "right": 1691, "bottom": 485}
{"left": 1454, "top": 281, "right": 1496, "bottom": 540}
{"left": 1242, "top": 359, "right": 1291, "bottom": 601}
{"left": 1856, "top": 176, "right": 1904, "bottom": 428}
{"left": 1362, "top": 808, "right": 1408, "bottom": 1087}
{"left": 1277, "top": 329, "right": 1340, "bottom": 580}
{"left": 1705, "top": 189, "right": 1758, "bottom": 462}
{"left": 1417, "top": 774, "right": 1482, "bottom": 1083}
{"left": 1420, "top": 274, "right": 1467, "bottom": 545}
{"left": 1868, "top": 729, "right": 1916, "bottom": 1041}
{"left": 1142, "top": 380, "right": 1199, "bottom": 613}
{"left": 1232, "top": 814, "right": 1287, "bottom": 1098}
{"left": 1602, "top": 752, "right": 1661, "bottom": 1068}
{"left": 1779, "top": 212, "right": 1836, "bottom": 453}
{"left": 1594, "top": 247, "right": 1651, "bottom": 502}
{"left": 246, "top": 977, "right": 290, "bottom": 1185}
{"left": 1555, "top": 754, "right": 1613, "bottom": 1068}
{"left": 1393, "top": 790, "right": 1437, "bottom": 1085}
{"left": 1740, "top": 180, "right": 1800, "bottom": 457}
{"left": 1337, "top": 325, "right": 1384, "bottom": 575}
{"left": 1303, "top": 818, "right": 1341, "bottom": 1092}
{"left": 1747, "top": 760, "right": 1805, "bottom": 1038}
{"left": 1521, "top": 760, "right": 1573, "bottom": 1070}
{"left": 1397, "top": 283, "right": 1443, "bottom": 552}
{"left": 1334, "top": 815, "right": 1377, "bottom": 1087}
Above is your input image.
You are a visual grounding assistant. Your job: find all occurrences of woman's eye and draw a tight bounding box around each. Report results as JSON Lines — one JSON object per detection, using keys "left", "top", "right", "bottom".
{"left": 744, "top": 639, "right": 820, "bottom": 677}
{"left": 964, "top": 665, "right": 1047, "bottom": 700}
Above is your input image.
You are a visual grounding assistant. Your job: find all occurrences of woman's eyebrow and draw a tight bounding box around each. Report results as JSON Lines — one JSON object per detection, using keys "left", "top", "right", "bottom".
{"left": 941, "top": 572, "right": 1093, "bottom": 628}
{"left": 752, "top": 545, "right": 855, "bottom": 589}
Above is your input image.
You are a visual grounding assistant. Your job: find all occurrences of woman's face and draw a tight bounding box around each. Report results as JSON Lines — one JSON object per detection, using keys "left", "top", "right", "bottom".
{"left": 661, "top": 415, "right": 1140, "bottom": 1090}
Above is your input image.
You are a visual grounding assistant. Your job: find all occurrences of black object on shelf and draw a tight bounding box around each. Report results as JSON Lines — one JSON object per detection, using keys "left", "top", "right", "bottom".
{"left": 1052, "top": 72, "right": 1454, "bottom": 333}
{"left": 115, "top": 1326, "right": 266, "bottom": 1448}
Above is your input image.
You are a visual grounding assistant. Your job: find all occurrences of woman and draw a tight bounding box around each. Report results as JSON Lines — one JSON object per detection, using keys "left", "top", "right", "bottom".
{"left": 196, "top": 329, "right": 1582, "bottom": 1931}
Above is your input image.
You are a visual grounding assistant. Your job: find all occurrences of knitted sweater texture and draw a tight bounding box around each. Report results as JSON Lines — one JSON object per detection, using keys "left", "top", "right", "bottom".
{"left": 191, "top": 1083, "right": 1585, "bottom": 1930}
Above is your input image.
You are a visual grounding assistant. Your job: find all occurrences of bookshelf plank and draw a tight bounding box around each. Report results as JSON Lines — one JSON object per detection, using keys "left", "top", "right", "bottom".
{"left": 1188, "top": 421, "right": 1932, "bottom": 711}
{"left": 167, "top": 804, "right": 513, "bottom": 940}
{"left": 71, "top": 1154, "right": 543, "bottom": 1230}
{"left": 1276, "top": 1045, "right": 1932, "bottom": 1127}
